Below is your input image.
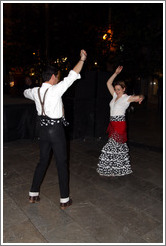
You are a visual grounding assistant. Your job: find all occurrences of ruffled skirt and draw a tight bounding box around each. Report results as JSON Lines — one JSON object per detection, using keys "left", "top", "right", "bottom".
{"left": 96, "top": 116, "right": 133, "bottom": 177}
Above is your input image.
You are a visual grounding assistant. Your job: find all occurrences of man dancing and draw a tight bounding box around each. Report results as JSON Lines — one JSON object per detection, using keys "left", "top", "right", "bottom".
{"left": 24, "top": 50, "right": 87, "bottom": 209}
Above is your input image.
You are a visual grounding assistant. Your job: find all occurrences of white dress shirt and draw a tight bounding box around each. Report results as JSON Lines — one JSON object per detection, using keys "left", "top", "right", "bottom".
{"left": 24, "top": 70, "right": 81, "bottom": 118}
{"left": 110, "top": 92, "right": 131, "bottom": 116}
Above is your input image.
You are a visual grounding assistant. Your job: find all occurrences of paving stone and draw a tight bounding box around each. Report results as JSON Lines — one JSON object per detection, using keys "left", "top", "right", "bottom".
{"left": 105, "top": 203, "right": 160, "bottom": 237}
{"left": 142, "top": 224, "right": 163, "bottom": 243}
{"left": 40, "top": 184, "right": 61, "bottom": 204}
{"left": 148, "top": 186, "right": 163, "bottom": 202}
{"left": 124, "top": 175, "right": 163, "bottom": 199}
{"left": 3, "top": 169, "right": 26, "bottom": 189}
{"left": 109, "top": 186, "right": 161, "bottom": 211}
{"left": 143, "top": 200, "right": 163, "bottom": 223}
{"left": 65, "top": 202, "right": 145, "bottom": 243}
{"left": 3, "top": 191, "right": 28, "bottom": 230}
{"left": 38, "top": 219, "right": 98, "bottom": 243}
{"left": 4, "top": 183, "right": 34, "bottom": 209}
{"left": 3, "top": 220, "right": 48, "bottom": 243}
{"left": 25, "top": 196, "right": 97, "bottom": 243}
{"left": 3, "top": 136, "right": 163, "bottom": 243}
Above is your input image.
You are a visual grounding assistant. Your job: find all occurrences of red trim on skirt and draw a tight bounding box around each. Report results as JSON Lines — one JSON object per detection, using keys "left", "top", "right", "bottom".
{"left": 106, "top": 121, "right": 127, "bottom": 143}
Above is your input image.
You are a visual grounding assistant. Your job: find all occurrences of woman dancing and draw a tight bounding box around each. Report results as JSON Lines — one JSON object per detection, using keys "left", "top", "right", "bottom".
{"left": 97, "top": 66, "right": 144, "bottom": 177}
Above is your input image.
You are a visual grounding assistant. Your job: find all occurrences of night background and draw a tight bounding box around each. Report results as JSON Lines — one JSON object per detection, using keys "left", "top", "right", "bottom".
{"left": 3, "top": 3, "right": 163, "bottom": 73}
{"left": 3, "top": 2, "right": 164, "bottom": 243}
{"left": 3, "top": 2, "right": 163, "bottom": 141}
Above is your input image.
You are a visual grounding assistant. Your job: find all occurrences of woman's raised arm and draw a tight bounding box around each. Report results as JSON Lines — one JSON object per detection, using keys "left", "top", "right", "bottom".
{"left": 107, "top": 66, "right": 123, "bottom": 96}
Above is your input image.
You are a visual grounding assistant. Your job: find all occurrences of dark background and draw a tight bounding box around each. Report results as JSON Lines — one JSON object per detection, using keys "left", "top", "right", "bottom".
{"left": 3, "top": 2, "right": 163, "bottom": 142}
{"left": 3, "top": 3, "right": 163, "bottom": 73}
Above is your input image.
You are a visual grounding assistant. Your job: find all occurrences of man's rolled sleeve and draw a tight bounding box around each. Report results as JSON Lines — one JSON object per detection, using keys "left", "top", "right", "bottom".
{"left": 23, "top": 88, "right": 35, "bottom": 101}
{"left": 69, "top": 70, "right": 81, "bottom": 80}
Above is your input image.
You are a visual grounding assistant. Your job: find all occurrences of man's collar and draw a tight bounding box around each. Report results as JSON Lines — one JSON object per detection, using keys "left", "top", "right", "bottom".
{"left": 41, "top": 82, "right": 52, "bottom": 88}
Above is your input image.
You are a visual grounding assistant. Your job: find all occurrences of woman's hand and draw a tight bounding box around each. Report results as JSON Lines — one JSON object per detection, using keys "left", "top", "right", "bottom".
{"left": 128, "top": 95, "right": 145, "bottom": 104}
{"left": 138, "top": 95, "right": 145, "bottom": 104}
{"left": 115, "top": 66, "right": 123, "bottom": 75}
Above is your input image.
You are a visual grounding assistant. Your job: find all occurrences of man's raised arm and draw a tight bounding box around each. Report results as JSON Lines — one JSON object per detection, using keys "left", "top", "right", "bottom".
{"left": 72, "top": 49, "right": 87, "bottom": 74}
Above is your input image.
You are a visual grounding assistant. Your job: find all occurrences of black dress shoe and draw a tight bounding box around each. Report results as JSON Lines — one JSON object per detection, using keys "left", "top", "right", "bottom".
{"left": 29, "top": 196, "right": 40, "bottom": 203}
{"left": 60, "top": 199, "right": 72, "bottom": 210}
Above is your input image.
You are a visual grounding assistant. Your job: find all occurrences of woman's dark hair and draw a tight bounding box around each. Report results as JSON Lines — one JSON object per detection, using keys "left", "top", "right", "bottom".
{"left": 114, "top": 80, "right": 126, "bottom": 91}
{"left": 42, "top": 65, "right": 59, "bottom": 81}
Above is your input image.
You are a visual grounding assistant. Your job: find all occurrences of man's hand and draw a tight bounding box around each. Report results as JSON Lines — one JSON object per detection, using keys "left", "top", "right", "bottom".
{"left": 80, "top": 49, "right": 87, "bottom": 62}
{"left": 72, "top": 50, "right": 87, "bottom": 74}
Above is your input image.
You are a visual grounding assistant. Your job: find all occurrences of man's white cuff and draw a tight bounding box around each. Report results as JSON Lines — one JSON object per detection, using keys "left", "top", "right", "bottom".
{"left": 60, "top": 197, "right": 69, "bottom": 203}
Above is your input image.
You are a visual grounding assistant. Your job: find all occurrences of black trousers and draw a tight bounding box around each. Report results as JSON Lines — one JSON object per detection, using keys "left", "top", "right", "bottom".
{"left": 30, "top": 122, "right": 69, "bottom": 198}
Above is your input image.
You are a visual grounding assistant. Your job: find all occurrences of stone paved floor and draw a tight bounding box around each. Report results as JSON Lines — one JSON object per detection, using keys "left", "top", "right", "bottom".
{"left": 3, "top": 104, "right": 164, "bottom": 244}
{"left": 3, "top": 135, "right": 163, "bottom": 244}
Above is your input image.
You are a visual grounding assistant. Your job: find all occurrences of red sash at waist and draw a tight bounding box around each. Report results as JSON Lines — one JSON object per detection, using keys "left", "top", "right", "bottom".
{"left": 106, "top": 121, "right": 127, "bottom": 143}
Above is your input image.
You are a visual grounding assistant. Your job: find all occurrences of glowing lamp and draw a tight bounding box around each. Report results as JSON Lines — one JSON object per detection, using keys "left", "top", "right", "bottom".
{"left": 103, "top": 34, "right": 107, "bottom": 40}
{"left": 10, "top": 81, "right": 14, "bottom": 87}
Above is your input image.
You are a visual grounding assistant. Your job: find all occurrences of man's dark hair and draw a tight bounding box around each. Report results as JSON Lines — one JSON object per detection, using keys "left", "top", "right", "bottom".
{"left": 42, "top": 65, "right": 59, "bottom": 81}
